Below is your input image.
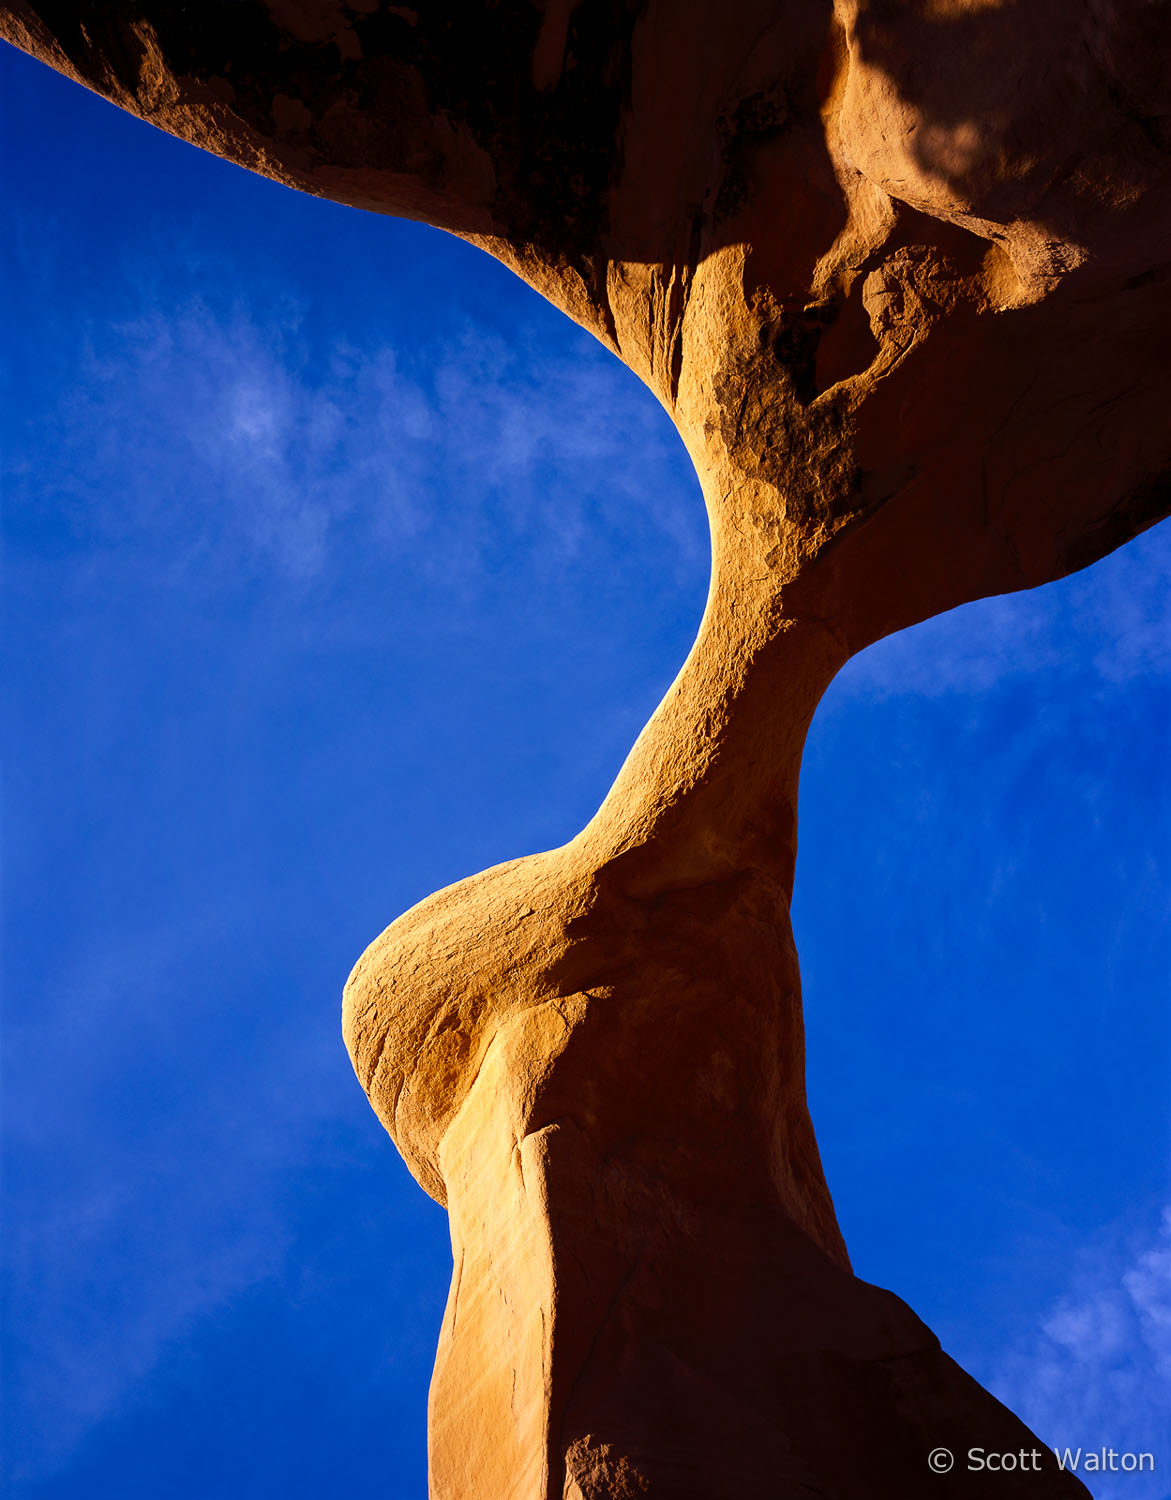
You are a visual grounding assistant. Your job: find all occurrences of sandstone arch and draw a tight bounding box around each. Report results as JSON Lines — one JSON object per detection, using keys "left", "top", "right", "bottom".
{"left": 5, "top": 3, "right": 1168, "bottom": 1494}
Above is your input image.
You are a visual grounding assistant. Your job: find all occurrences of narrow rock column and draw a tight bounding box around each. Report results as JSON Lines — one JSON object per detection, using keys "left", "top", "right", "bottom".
{"left": 342, "top": 456, "right": 1089, "bottom": 1498}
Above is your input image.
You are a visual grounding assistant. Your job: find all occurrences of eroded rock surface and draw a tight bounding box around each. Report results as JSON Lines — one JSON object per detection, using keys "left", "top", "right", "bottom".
{"left": 7, "top": 3, "right": 1167, "bottom": 1495}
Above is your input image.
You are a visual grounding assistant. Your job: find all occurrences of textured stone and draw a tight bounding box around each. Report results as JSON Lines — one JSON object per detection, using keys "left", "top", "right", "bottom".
{"left": 7, "top": 3, "right": 1168, "bottom": 1495}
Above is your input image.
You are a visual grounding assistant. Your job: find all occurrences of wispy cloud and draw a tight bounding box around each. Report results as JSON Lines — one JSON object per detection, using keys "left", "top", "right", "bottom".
{"left": 986, "top": 1208, "right": 1171, "bottom": 1498}
{"left": 3, "top": 913, "right": 328, "bottom": 1485}
{"left": 6, "top": 287, "right": 705, "bottom": 603}
{"left": 839, "top": 522, "right": 1170, "bottom": 700}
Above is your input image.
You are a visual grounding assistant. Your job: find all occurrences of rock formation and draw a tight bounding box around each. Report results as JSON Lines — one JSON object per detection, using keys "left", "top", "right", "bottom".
{"left": 6, "top": 3, "right": 1167, "bottom": 1495}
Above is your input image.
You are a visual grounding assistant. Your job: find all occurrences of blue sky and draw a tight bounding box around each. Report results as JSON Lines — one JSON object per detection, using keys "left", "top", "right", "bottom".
{"left": 2, "top": 41, "right": 1168, "bottom": 1500}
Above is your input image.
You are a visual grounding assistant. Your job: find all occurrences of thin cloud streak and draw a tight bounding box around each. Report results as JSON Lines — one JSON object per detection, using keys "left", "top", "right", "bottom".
{"left": 6, "top": 290, "right": 705, "bottom": 600}
{"left": 985, "top": 1208, "right": 1171, "bottom": 1498}
{"left": 839, "top": 523, "right": 1170, "bottom": 700}
{"left": 3, "top": 914, "right": 332, "bottom": 1485}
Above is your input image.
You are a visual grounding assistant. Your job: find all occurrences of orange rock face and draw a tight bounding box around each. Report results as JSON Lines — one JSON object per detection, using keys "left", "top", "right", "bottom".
{"left": 7, "top": 3, "right": 1167, "bottom": 1494}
